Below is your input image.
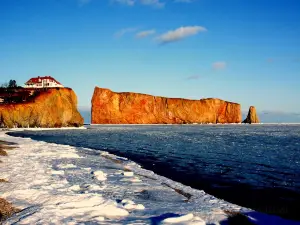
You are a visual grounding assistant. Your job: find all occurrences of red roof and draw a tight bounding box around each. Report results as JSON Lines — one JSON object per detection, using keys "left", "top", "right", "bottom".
{"left": 25, "top": 76, "right": 62, "bottom": 85}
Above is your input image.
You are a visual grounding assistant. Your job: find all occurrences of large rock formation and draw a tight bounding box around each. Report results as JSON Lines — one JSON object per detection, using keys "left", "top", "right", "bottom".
{"left": 0, "top": 88, "right": 83, "bottom": 128}
{"left": 91, "top": 87, "right": 242, "bottom": 124}
{"left": 243, "top": 106, "right": 260, "bottom": 124}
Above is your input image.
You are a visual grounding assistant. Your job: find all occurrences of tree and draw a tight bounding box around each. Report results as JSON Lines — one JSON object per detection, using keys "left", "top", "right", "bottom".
{"left": 1, "top": 82, "right": 8, "bottom": 88}
{"left": 8, "top": 80, "right": 17, "bottom": 88}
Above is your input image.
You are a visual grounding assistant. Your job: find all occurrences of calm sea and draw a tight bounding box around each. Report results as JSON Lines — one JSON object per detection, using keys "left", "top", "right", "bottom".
{"left": 9, "top": 124, "right": 300, "bottom": 220}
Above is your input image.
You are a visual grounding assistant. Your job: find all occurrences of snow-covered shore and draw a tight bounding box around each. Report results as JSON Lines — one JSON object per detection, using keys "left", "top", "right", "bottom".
{"left": 0, "top": 131, "right": 299, "bottom": 225}
{"left": 6, "top": 127, "right": 87, "bottom": 131}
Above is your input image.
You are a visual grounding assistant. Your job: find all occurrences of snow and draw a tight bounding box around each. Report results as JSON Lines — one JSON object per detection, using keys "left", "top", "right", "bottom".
{"left": 1, "top": 131, "right": 300, "bottom": 225}
{"left": 9, "top": 127, "right": 87, "bottom": 131}
{"left": 57, "top": 163, "right": 77, "bottom": 169}
{"left": 118, "top": 199, "right": 145, "bottom": 210}
{"left": 162, "top": 213, "right": 194, "bottom": 223}
{"left": 122, "top": 171, "right": 134, "bottom": 177}
{"left": 92, "top": 170, "right": 107, "bottom": 181}
{"left": 51, "top": 170, "right": 65, "bottom": 175}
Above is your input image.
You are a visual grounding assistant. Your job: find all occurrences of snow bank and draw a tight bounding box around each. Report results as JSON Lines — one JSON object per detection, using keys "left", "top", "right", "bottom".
{"left": 92, "top": 170, "right": 107, "bottom": 181}
{"left": 9, "top": 127, "right": 87, "bottom": 131}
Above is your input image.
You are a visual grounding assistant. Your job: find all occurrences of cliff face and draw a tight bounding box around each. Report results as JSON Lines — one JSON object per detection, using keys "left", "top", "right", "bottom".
{"left": 0, "top": 88, "right": 83, "bottom": 128}
{"left": 92, "top": 87, "right": 242, "bottom": 124}
{"left": 243, "top": 106, "right": 260, "bottom": 124}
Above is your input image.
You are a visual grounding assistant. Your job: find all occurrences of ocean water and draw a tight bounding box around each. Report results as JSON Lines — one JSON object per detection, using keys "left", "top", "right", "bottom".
{"left": 8, "top": 124, "right": 300, "bottom": 221}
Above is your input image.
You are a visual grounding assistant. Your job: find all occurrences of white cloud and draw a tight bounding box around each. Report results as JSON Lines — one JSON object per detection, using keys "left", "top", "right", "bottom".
{"left": 113, "top": 0, "right": 135, "bottom": 6}
{"left": 212, "top": 61, "right": 227, "bottom": 70}
{"left": 139, "top": 0, "right": 165, "bottom": 8}
{"left": 114, "top": 27, "right": 138, "bottom": 38}
{"left": 156, "top": 26, "right": 207, "bottom": 44}
{"left": 78, "top": 0, "right": 91, "bottom": 6}
{"left": 112, "top": 0, "right": 165, "bottom": 8}
{"left": 136, "top": 29, "right": 156, "bottom": 38}
{"left": 186, "top": 75, "right": 200, "bottom": 80}
{"left": 174, "top": 0, "right": 193, "bottom": 3}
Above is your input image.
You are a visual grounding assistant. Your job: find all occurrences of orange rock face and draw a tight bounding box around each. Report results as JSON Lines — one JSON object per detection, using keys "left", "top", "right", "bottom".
{"left": 243, "top": 106, "right": 260, "bottom": 124}
{"left": 91, "top": 87, "right": 242, "bottom": 124}
{"left": 0, "top": 88, "right": 83, "bottom": 128}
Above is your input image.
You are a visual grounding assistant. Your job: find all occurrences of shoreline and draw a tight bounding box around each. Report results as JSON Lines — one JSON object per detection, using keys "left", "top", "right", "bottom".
{"left": 0, "top": 140, "right": 20, "bottom": 222}
{"left": 1, "top": 130, "right": 299, "bottom": 224}
{"left": 1, "top": 123, "right": 300, "bottom": 133}
{"left": 1, "top": 127, "right": 87, "bottom": 131}
{"left": 89, "top": 123, "right": 300, "bottom": 126}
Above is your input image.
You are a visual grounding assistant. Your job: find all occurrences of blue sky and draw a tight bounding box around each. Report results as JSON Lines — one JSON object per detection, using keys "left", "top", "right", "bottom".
{"left": 1, "top": 0, "right": 300, "bottom": 113}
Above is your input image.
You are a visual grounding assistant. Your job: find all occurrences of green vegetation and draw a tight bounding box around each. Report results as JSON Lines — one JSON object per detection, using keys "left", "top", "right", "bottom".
{"left": 1, "top": 80, "right": 19, "bottom": 88}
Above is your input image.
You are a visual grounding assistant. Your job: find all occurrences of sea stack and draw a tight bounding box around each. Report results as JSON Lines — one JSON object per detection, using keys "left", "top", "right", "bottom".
{"left": 91, "top": 86, "right": 242, "bottom": 124}
{"left": 243, "top": 106, "right": 260, "bottom": 124}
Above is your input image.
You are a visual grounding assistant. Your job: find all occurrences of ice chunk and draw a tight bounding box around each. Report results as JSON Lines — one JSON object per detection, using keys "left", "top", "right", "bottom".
{"left": 59, "top": 153, "right": 80, "bottom": 158}
{"left": 122, "top": 171, "right": 134, "bottom": 177}
{"left": 51, "top": 170, "right": 64, "bottom": 175}
{"left": 130, "top": 177, "right": 142, "bottom": 182}
{"left": 92, "top": 170, "right": 107, "bottom": 181}
{"left": 94, "top": 216, "right": 105, "bottom": 221}
{"left": 120, "top": 177, "right": 142, "bottom": 182}
{"left": 135, "top": 204, "right": 145, "bottom": 210}
{"left": 119, "top": 199, "right": 145, "bottom": 211}
{"left": 57, "top": 164, "right": 77, "bottom": 169}
{"left": 69, "top": 185, "right": 81, "bottom": 191}
{"left": 163, "top": 213, "right": 194, "bottom": 223}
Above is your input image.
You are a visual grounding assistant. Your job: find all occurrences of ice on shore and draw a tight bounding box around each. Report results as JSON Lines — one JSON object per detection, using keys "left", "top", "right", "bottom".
{"left": 120, "top": 176, "right": 142, "bottom": 182}
{"left": 162, "top": 213, "right": 194, "bottom": 223}
{"left": 51, "top": 170, "right": 65, "bottom": 175}
{"left": 117, "top": 199, "right": 145, "bottom": 210}
{"left": 57, "top": 163, "right": 77, "bottom": 169}
{"left": 92, "top": 170, "right": 107, "bottom": 181}
{"left": 69, "top": 185, "right": 81, "bottom": 191}
{"left": 1, "top": 131, "right": 300, "bottom": 225}
{"left": 122, "top": 171, "right": 134, "bottom": 177}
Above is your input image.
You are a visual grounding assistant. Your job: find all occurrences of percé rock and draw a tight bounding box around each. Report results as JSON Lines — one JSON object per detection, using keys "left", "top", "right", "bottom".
{"left": 91, "top": 87, "right": 242, "bottom": 124}
{"left": 0, "top": 88, "right": 83, "bottom": 128}
{"left": 243, "top": 106, "right": 260, "bottom": 124}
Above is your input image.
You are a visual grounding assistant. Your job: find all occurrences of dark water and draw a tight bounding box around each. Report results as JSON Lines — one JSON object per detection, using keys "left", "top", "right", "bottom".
{"left": 8, "top": 125, "right": 300, "bottom": 220}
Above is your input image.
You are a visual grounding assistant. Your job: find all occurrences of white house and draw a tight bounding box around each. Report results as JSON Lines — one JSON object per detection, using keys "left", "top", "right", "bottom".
{"left": 24, "top": 76, "right": 64, "bottom": 88}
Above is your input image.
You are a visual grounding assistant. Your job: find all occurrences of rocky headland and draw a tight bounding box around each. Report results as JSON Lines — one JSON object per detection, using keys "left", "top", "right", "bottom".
{"left": 0, "top": 88, "right": 83, "bottom": 128}
{"left": 91, "top": 87, "right": 242, "bottom": 124}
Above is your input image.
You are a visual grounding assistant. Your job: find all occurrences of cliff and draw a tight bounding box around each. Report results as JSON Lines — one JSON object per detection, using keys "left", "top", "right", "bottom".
{"left": 0, "top": 88, "right": 83, "bottom": 128}
{"left": 92, "top": 87, "right": 242, "bottom": 124}
{"left": 243, "top": 106, "right": 260, "bottom": 124}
